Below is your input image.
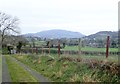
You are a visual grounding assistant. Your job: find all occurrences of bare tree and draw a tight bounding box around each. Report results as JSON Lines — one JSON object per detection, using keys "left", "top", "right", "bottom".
{"left": 0, "top": 12, "right": 20, "bottom": 46}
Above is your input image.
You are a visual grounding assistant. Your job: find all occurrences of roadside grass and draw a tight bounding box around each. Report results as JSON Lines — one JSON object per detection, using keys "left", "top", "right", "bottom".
{"left": 0, "top": 53, "right": 2, "bottom": 82}
{"left": 36, "top": 53, "right": 118, "bottom": 63}
{"left": 5, "top": 55, "right": 38, "bottom": 82}
{"left": 82, "top": 55, "right": 118, "bottom": 63}
{"left": 13, "top": 54, "right": 88, "bottom": 82}
{"left": 60, "top": 54, "right": 118, "bottom": 63}
{"left": 13, "top": 54, "right": 120, "bottom": 82}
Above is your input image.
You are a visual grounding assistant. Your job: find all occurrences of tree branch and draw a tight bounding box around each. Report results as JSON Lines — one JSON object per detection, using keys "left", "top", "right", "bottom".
{"left": 0, "top": 12, "right": 20, "bottom": 46}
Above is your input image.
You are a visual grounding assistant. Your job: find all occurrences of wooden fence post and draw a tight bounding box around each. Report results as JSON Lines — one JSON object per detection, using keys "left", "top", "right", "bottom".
{"left": 58, "top": 40, "right": 60, "bottom": 57}
{"left": 32, "top": 48, "right": 33, "bottom": 54}
{"left": 78, "top": 38, "right": 81, "bottom": 55}
{"left": 48, "top": 41, "right": 50, "bottom": 55}
{"left": 106, "top": 36, "right": 110, "bottom": 58}
{"left": 42, "top": 47, "right": 43, "bottom": 54}
{"left": 36, "top": 47, "right": 38, "bottom": 55}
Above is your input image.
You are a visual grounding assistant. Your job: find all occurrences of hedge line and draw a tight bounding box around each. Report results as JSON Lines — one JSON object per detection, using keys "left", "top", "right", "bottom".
{"left": 21, "top": 48, "right": 119, "bottom": 56}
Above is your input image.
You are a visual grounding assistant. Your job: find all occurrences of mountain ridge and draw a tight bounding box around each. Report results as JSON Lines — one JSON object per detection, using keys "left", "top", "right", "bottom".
{"left": 23, "top": 29, "right": 85, "bottom": 38}
{"left": 23, "top": 29, "right": 118, "bottom": 40}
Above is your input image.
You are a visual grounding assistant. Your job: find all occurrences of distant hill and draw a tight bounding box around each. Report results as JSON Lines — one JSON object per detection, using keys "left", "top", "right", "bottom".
{"left": 23, "top": 29, "right": 85, "bottom": 39}
{"left": 82, "top": 31, "right": 118, "bottom": 48}
{"left": 83, "top": 31, "right": 118, "bottom": 40}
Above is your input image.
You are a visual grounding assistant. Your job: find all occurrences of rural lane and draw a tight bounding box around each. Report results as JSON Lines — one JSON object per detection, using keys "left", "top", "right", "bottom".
{"left": 2, "top": 55, "right": 11, "bottom": 82}
{"left": 10, "top": 56, "right": 51, "bottom": 83}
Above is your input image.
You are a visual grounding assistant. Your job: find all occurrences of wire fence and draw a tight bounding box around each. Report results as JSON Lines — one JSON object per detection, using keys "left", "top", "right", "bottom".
{"left": 21, "top": 48, "right": 119, "bottom": 56}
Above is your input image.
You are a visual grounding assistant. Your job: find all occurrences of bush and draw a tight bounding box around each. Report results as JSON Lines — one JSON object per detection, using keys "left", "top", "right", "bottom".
{"left": 2, "top": 47, "right": 8, "bottom": 54}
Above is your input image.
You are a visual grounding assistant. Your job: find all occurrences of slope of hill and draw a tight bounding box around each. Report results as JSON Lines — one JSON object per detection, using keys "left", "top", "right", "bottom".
{"left": 82, "top": 31, "right": 118, "bottom": 47}
{"left": 83, "top": 31, "right": 118, "bottom": 40}
{"left": 23, "top": 29, "right": 85, "bottom": 38}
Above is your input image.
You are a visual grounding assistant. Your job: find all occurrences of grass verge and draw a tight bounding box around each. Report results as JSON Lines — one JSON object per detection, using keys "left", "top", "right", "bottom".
{"left": 0, "top": 54, "right": 2, "bottom": 82}
{"left": 5, "top": 55, "right": 38, "bottom": 82}
{"left": 13, "top": 54, "right": 120, "bottom": 82}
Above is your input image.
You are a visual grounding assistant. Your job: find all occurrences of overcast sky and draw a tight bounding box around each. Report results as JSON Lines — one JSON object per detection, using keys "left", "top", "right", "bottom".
{"left": 0, "top": 0, "right": 119, "bottom": 35}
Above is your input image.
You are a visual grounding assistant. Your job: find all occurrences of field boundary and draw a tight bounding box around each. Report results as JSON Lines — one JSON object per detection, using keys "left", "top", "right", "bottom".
{"left": 21, "top": 48, "right": 119, "bottom": 56}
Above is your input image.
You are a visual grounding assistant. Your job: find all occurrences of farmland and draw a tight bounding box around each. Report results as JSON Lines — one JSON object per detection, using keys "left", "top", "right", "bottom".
{"left": 28, "top": 40, "right": 118, "bottom": 52}
{"left": 63, "top": 46, "right": 118, "bottom": 52}
{"left": 2, "top": 40, "right": 119, "bottom": 83}
{"left": 1, "top": 37, "right": 119, "bottom": 82}
{"left": 0, "top": 3, "right": 119, "bottom": 83}
{"left": 40, "top": 46, "right": 118, "bottom": 52}
{"left": 1, "top": 40, "right": 119, "bottom": 82}
{"left": 1, "top": 30, "right": 119, "bottom": 82}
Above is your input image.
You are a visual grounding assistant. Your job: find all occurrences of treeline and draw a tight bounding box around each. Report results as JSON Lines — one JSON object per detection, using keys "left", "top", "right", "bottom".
{"left": 26, "top": 36, "right": 118, "bottom": 48}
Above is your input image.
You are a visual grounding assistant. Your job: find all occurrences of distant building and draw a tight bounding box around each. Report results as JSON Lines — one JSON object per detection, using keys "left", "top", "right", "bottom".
{"left": 66, "top": 38, "right": 79, "bottom": 46}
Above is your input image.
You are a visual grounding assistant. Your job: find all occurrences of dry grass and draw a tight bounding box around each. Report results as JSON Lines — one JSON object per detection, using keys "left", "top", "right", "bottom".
{"left": 69, "top": 74, "right": 79, "bottom": 82}
{"left": 83, "top": 74, "right": 100, "bottom": 82}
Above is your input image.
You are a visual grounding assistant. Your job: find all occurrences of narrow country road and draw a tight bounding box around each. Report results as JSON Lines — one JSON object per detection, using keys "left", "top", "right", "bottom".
{"left": 10, "top": 56, "right": 51, "bottom": 83}
{"left": 2, "top": 55, "right": 11, "bottom": 82}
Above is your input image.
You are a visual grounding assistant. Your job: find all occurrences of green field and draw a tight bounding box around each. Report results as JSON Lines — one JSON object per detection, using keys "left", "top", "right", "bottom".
{"left": 38, "top": 46, "right": 118, "bottom": 52}
{"left": 28, "top": 41, "right": 118, "bottom": 52}
{"left": 63, "top": 46, "right": 118, "bottom": 52}
{"left": 29, "top": 41, "right": 46, "bottom": 46}
{"left": 12, "top": 54, "right": 119, "bottom": 82}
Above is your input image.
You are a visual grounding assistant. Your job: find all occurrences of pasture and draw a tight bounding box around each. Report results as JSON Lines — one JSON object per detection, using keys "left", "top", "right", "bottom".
{"left": 28, "top": 40, "right": 118, "bottom": 52}
{"left": 63, "top": 46, "right": 118, "bottom": 52}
